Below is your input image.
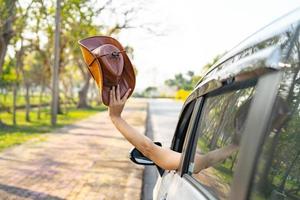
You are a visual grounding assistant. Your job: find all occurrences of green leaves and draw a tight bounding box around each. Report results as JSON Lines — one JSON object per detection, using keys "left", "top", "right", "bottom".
{"left": 0, "top": 58, "right": 18, "bottom": 87}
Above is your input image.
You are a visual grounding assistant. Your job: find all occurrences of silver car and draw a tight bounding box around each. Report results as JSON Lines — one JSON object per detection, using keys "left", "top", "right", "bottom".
{"left": 130, "top": 8, "right": 300, "bottom": 200}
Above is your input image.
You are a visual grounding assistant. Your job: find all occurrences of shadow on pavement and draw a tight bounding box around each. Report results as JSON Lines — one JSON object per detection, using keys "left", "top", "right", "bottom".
{"left": 0, "top": 183, "right": 64, "bottom": 200}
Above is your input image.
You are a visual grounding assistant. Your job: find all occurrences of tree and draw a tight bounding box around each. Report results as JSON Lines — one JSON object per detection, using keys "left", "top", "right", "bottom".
{"left": 0, "top": 0, "right": 17, "bottom": 75}
{"left": 0, "top": 58, "right": 17, "bottom": 125}
{"left": 70, "top": 0, "right": 143, "bottom": 108}
{"left": 164, "top": 54, "right": 223, "bottom": 91}
{"left": 50, "top": 0, "right": 61, "bottom": 126}
{"left": 165, "top": 71, "right": 196, "bottom": 90}
{"left": 142, "top": 86, "right": 158, "bottom": 98}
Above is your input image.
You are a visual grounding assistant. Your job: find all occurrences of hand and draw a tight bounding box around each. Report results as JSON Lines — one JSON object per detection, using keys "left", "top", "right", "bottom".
{"left": 108, "top": 85, "right": 131, "bottom": 119}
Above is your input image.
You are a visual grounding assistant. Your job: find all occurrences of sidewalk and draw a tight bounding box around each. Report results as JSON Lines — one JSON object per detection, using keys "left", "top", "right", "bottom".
{"left": 0, "top": 99, "right": 147, "bottom": 200}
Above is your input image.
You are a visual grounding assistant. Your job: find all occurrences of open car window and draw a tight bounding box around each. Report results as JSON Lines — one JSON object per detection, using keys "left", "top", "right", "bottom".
{"left": 171, "top": 100, "right": 196, "bottom": 153}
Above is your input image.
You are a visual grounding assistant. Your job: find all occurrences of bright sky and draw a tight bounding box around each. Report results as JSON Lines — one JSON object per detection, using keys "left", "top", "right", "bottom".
{"left": 117, "top": 0, "right": 300, "bottom": 91}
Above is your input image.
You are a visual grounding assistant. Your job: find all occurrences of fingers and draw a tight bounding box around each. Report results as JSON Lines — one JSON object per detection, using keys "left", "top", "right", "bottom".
{"left": 116, "top": 84, "right": 121, "bottom": 101}
{"left": 110, "top": 86, "right": 116, "bottom": 104}
{"left": 109, "top": 89, "right": 113, "bottom": 105}
{"left": 110, "top": 86, "right": 132, "bottom": 105}
{"left": 121, "top": 88, "right": 132, "bottom": 102}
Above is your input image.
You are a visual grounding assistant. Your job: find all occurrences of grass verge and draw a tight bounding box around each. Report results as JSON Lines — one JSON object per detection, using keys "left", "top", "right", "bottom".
{"left": 0, "top": 106, "right": 106, "bottom": 152}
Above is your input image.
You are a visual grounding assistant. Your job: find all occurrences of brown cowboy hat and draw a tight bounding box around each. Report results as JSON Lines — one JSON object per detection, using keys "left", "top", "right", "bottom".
{"left": 78, "top": 36, "right": 135, "bottom": 106}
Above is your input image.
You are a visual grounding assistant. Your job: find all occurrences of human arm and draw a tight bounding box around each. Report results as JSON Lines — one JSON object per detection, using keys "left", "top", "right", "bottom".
{"left": 193, "top": 144, "right": 239, "bottom": 173}
{"left": 109, "top": 86, "right": 238, "bottom": 172}
{"left": 109, "top": 85, "right": 181, "bottom": 170}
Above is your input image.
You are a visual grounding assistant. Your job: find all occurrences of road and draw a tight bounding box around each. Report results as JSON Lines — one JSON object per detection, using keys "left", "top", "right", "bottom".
{"left": 142, "top": 98, "right": 183, "bottom": 200}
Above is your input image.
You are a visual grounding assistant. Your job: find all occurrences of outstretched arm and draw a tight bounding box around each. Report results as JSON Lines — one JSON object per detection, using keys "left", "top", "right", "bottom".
{"left": 193, "top": 144, "right": 239, "bottom": 173}
{"left": 108, "top": 86, "right": 238, "bottom": 172}
{"left": 109, "top": 85, "right": 181, "bottom": 170}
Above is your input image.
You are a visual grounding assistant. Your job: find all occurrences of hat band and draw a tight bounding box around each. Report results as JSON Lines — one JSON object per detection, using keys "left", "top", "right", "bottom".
{"left": 87, "top": 50, "right": 125, "bottom": 66}
{"left": 97, "top": 50, "right": 126, "bottom": 58}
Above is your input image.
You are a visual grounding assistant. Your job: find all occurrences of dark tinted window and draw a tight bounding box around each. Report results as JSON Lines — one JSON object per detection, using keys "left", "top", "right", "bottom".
{"left": 189, "top": 85, "right": 256, "bottom": 200}
{"left": 172, "top": 100, "right": 196, "bottom": 152}
{"left": 249, "top": 29, "right": 300, "bottom": 200}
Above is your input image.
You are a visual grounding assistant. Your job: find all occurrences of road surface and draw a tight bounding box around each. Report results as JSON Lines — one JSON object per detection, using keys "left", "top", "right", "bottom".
{"left": 142, "top": 98, "right": 183, "bottom": 200}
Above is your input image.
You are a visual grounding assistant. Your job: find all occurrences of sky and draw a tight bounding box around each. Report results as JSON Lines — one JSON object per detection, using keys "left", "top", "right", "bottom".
{"left": 116, "top": 0, "right": 300, "bottom": 91}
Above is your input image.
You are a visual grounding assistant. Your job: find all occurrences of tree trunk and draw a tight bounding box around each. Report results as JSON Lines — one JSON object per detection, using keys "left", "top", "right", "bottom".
{"left": 25, "top": 84, "right": 30, "bottom": 122}
{"left": 77, "top": 76, "right": 91, "bottom": 108}
{"left": 12, "top": 83, "right": 18, "bottom": 125}
{"left": 37, "top": 86, "right": 44, "bottom": 120}
{"left": 209, "top": 98, "right": 231, "bottom": 150}
{"left": 57, "top": 94, "right": 63, "bottom": 114}
{"left": 0, "top": 0, "right": 17, "bottom": 75}
{"left": 51, "top": 0, "right": 61, "bottom": 126}
{"left": 278, "top": 149, "right": 300, "bottom": 192}
{"left": 230, "top": 152, "right": 238, "bottom": 171}
{"left": 0, "top": 38, "right": 9, "bottom": 75}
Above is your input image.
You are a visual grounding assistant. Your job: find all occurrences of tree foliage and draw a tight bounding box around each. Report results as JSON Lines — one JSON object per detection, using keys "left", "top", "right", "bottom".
{"left": 0, "top": 0, "right": 150, "bottom": 125}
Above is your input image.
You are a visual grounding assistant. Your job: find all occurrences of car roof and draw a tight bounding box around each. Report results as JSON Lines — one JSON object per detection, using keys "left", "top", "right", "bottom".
{"left": 200, "top": 7, "right": 300, "bottom": 82}
{"left": 184, "top": 7, "right": 300, "bottom": 106}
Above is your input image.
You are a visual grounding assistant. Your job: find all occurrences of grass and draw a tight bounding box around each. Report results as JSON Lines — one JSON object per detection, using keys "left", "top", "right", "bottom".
{"left": 0, "top": 93, "right": 79, "bottom": 109}
{"left": 197, "top": 137, "right": 235, "bottom": 185}
{"left": 0, "top": 105, "right": 106, "bottom": 152}
{"left": 0, "top": 93, "right": 51, "bottom": 108}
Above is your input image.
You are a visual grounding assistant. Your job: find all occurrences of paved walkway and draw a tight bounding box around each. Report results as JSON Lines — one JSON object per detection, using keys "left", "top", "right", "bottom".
{"left": 0, "top": 100, "right": 147, "bottom": 200}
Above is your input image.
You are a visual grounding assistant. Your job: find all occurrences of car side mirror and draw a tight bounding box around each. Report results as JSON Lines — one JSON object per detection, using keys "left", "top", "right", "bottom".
{"left": 129, "top": 142, "right": 165, "bottom": 176}
{"left": 129, "top": 142, "right": 162, "bottom": 165}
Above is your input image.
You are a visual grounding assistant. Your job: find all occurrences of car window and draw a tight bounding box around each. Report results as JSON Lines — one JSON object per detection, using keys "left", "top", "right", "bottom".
{"left": 248, "top": 30, "right": 300, "bottom": 200}
{"left": 187, "top": 85, "right": 256, "bottom": 200}
{"left": 171, "top": 100, "right": 196, "bottom": 152}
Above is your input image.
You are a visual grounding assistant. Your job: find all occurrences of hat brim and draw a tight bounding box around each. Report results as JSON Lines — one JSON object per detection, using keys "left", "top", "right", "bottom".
{"left": 78, "top": 36, "right": 135, "bottom": 106}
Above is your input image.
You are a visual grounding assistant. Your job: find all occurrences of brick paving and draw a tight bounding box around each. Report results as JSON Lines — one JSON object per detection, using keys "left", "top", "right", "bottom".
{"left": 0, "top": 100, "right": 147, "bottom": 200}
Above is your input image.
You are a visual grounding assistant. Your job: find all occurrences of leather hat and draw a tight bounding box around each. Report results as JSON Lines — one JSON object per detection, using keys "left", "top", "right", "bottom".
{"left": 78, "top": 36, "right": 135, "bottom": 106}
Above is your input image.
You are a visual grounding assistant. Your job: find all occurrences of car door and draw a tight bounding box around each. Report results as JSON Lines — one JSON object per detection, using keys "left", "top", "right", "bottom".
{"left": 168, "top": 75, "right": 261, "bottom": 200}
{"left": 159, "top": 65, "right": 289, "bottom": 200}
{"left": 154, "top": 99, "right": 199, "bottom": 200}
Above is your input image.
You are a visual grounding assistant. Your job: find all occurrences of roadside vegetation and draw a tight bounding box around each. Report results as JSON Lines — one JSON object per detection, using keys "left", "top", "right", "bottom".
{"left": 134, "top": 54, "right": 224, "bottom": 100}
{"left": 0, "top": 0, "right": 150, "bottom": 152}
{"left": 0, "top": 105, "right": 106, "bottom": 152}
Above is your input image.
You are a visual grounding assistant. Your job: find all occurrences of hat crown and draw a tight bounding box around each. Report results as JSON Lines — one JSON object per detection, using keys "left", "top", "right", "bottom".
{"left": 92, "top": 44, "right": 124, "bottom": 77}
{"left": 78, "top": 36, "right": 135, "bottom": 106}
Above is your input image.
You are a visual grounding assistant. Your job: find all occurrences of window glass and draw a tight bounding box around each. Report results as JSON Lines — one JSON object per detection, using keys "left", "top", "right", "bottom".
{"left": 172, "top": 100, "right": 196, "bottom": 152}
{"left": 189, "top": 86, "right": 255, "bottom": 200}
{"left": 249, "top": 30, "right": 300, "bottom": 200}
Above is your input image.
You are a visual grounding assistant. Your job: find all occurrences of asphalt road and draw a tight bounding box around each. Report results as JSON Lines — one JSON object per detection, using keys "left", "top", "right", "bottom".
{"left": 142, "top": 98, "right": 183, "bottom": 200}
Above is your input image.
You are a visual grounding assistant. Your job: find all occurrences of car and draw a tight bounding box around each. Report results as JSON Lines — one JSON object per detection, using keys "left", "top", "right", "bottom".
{"left": 130, "top": 8, "right": 300, "bottom": 200}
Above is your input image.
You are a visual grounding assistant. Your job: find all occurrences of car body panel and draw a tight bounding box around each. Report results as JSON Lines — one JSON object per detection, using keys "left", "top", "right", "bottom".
{"left": 166, "top": 175, "right": 208, "bottom": 200}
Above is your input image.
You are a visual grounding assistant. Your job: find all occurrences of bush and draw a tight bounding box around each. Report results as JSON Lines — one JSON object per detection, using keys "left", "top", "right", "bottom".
{"left": 175, "top": 89, "right": 191, "bottom": 101}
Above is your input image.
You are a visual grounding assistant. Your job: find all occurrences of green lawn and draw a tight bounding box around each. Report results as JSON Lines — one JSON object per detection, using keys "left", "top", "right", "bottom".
{"left": 0, "top": 105, "right": 106, "bottom": 152}
{"left": 0, "top": 93, "right": 51, "bottom": 108}
{"left": 0, "top": 93, "right": 79, "bottom": 109}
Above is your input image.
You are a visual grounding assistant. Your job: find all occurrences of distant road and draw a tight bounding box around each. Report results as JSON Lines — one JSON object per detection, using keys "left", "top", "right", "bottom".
{"left": 149, "top": 98, "right": 183, "bottom": 147}
{"left": 142, "top": 98, "right": 183, "bottom": 200}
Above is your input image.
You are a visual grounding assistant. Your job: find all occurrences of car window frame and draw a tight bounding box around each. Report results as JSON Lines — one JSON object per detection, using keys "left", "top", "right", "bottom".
{"left": 177, "top": 98, "right": 204, "bottom": 175}
{"left": 170, "top": 100, "right": 197, "bottom": 153}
